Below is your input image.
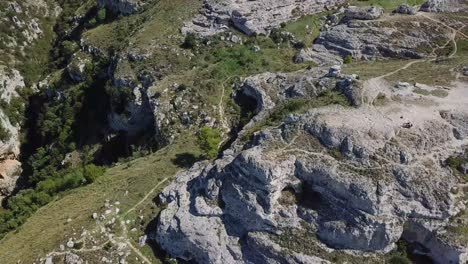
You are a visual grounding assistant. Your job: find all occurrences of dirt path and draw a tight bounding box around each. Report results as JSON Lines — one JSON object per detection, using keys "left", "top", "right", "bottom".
{"left": 218, "top": 77, "right": 236, "bottom": 134}
{"left": 125, "top": 176, "right": 171, "bottom": 216}
{"left": 419, "top": 13, "right": 468, "bottom": 39}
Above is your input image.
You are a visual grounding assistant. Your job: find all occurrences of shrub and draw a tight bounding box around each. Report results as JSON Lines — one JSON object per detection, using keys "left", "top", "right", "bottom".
{"left": 198, "top": 126, "right": 221, "bottom": 159}
{"left": 88, "top": 18, "right": 97, "bottom": 28}
{"left": 293, "top": 41, "right": 306, "bottom": 49}
{"left": 182, "top": 33, "right": 198, "bottom": 49}
{"left": 344, "top": 55, "right": 353, "bottom": 64}
{"left": 83, "top": 164, "right": 105, "bottom": 183}
{"left": 97, "top": 8, "right": 107, "bottom": 22}
{"left": 0, "top": 123, "right": 10, "bottom": 141}
{"left": 61, "top": 40, "right": 79, "bottom": 58}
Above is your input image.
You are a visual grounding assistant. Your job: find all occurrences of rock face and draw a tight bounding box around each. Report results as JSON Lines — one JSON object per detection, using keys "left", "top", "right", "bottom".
{"left": 394, "top": 4, "right": 418, "bottom": 15}
{"left": 67, "top": 52, "right": 92, "bottom": 82}
{"left": 0, "top": 67, "right": 24, "bottom": 201}
{"left": 420, "top": 0, "right": 467, "bottom": 13}
{"left": 107, "top": 58, "right": 155, "bottom": 136}
{"left": 182, "top": 0, "right": 347, "bottom": 36}
{"left": 155, "top": 58, "right": 468, "bottom": 263}
{"left": 310, "top": 11, "right": 452, "bottom": 65}
{"left": 96, "top": 0, "right": 144, "bottom": 15}
{"left": 344, "top": 6, "right": 383, "bottom": 21}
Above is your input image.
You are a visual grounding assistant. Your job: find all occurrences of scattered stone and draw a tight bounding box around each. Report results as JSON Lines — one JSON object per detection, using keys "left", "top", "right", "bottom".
{"left": 327, "top": 65, "right": 341, "bottom": 77}
{"left": 251, "top": 45, "right": 261, "bottom": 52}
{"left": 66, "top": 239, "right": 74, "bottom": 248}
{"left": 460, "top": 163, "right": 468, "bottom": 174}
{"left": 92, "top": 213, "right": 98, "bottom": 219}
{"left": 395, "top": 81, "right": 413, "bottom": 89}
{"left": 138, "top": 235, "right": 147, "bottom": 247}
{"left": 64, "top": 253, "right": 83, "bottom": 264}
{"left": 45, "top": 256, "right": 53, "bottom": 264}
{"left": 463, "top": 66, "right": 468, "bottom": 76}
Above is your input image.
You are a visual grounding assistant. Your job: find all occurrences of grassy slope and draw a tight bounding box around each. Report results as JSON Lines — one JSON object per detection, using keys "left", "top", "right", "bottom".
{"left": 0, "top": 135, "right": 201, "bottom": 264}
{"left": 349, "top": 0, "right": 427, "bottom": 11}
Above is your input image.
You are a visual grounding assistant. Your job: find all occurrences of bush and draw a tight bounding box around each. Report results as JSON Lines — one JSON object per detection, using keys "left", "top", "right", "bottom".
{"left": 182, "top": 33, "right": 198, "bottom": 49}
{"left": 0, "top": 123, "right": 10, "bottom": 141}
{"left": 198, "top": 126, "right": 221, "bottom": 159}
{"left": 344, "top": 54, "right": 353, "bottom": 64}
{"left": 88, "top": 18, "right": 97, "bottom": 28}
{"left": 83, "top": 164, "right": 105, "bottom": 183}
{"left": 293, "top": 41, "right": 306, "bottom": 50}
{"left": 61, "top": 40, "right": 79, "bottom": 58}
{"left": 97, "top": 8, "right": 107, "bottom": 22}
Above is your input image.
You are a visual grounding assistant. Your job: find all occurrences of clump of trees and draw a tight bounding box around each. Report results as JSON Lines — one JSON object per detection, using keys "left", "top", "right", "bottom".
{"left": 0, "top": 163, "right": 105, "bottom": 238}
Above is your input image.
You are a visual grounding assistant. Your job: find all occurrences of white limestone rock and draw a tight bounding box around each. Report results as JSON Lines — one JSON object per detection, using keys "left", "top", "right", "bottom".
{"left": 182, "top": 0, "right": 347, "bottom": 36}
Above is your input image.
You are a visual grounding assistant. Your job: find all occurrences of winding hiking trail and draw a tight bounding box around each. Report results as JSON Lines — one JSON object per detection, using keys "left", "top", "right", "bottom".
{"left": 361, "top": 11, "right": 467, "bottom": 107}
{"left": 125, "top": 176, "right": 171, "bottom": 216}
{"left": 45, "top": 171, "right": 176, "bottom": 263}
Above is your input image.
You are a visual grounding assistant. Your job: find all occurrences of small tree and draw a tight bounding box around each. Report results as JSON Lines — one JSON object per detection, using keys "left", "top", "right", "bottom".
{"left": 198, "top": 126, "right": 221, "bottom": 159}
{"left": 344, "top": 55, "right": 353, "bottom": 64}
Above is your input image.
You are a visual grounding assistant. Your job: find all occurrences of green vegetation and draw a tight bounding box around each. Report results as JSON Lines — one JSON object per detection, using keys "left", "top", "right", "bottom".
{"left": 198, "top": 126, "right": 222, "bottom": 159}
{"left": 0, "top": 124, "right": 10, "bottom": 142}
{"left": 349, "top": 0, "right": 427, "bottom": 12}
{"left": 344, "top": 55, "right": 353, "bottom": 64}
{"left": 0, "top": 135, "right": 200, "bottom": 263}
{"left": 182, "top": 33, "right": 198, "bottom": 49}
{"left": 445, "top": 153, "right": 468, "bottom": 177}
{"left": 282, "top": 11, "right": 334, "bottom": 46}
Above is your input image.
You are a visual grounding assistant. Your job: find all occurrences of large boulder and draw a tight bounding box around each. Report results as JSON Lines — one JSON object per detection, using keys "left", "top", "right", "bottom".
{"left": 344, "top": 6, "right": 384, "bottom": 21}
{"left": 393, "top": 4, "right": 418, "bottom": 15}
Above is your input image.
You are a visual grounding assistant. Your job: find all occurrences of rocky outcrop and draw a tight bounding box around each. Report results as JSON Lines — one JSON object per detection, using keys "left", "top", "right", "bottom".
{"left": 67, "top": 52, "right": 92, "bottom": 82}
{"left": 344, "top": 6, "right": 383, "bottom": 21}
{"left": 108, "top": 58, "right": 155, "bottom": 135}
{"left": 394, "top": 4, "right": 418, "bottom": 15}
{"left": 420, "top": 0, "right": 467, "bottom": 13}
{"left": 0, "top": 67, "right": 24, "bottom": 201}
{"left": 155, "top": 57, "right": 468, "bottom": 263}
{"left": 96, "top": 0, "right": 144, "bottom": 15}
{"left": 182, "top": 0, "right": 347, "bottom": 36}
{"left": 309, "top": 12, "right": 452, "bottom": 65}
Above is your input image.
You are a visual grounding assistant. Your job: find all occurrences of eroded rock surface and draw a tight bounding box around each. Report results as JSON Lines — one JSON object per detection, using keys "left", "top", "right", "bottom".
{"left": 156, "top": 63, "right": 468, "bottom": 263}
{"left": 420, "top": 0, "right": 468, "bottom": 13}
{"left": 310, "top": 12, "right": 452, "bottom": 65}
{"left": 97, "top": 0, "right": 145, "bottom": 15}
{"left": 182, "top": 0, "right": 347, "bottom": 36}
